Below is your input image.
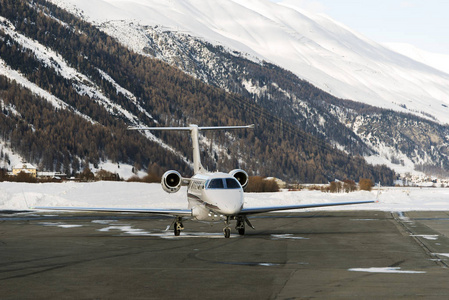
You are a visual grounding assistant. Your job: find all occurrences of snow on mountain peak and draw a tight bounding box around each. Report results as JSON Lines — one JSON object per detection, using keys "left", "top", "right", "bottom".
{"left": 49, "top": 0, "right": 449, "bottom": 124}
{"left": 384, "top": 43, "right": 449, "bottom": 75}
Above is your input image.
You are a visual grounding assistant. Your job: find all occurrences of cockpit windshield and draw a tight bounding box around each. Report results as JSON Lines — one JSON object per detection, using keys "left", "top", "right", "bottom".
{"left": 208, "top": 178, "right": 224, "bottom": 189}
{"left": 226, "top": 178, "right": 241, "bottom": 189}
{"left": 207, "top": 178, "right": 241, "bottom": 189}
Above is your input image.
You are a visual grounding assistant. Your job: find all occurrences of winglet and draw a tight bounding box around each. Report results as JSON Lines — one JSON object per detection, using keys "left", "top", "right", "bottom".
{"left": 376, "top": 181, "right": 381, "bottom": 202}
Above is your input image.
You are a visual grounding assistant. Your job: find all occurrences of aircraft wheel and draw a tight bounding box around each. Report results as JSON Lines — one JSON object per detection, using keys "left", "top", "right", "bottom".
{"left": 224, "top": 228, "right": 231, "bottom": 238}
{"left": 174, "top": 227, "right": 181, "bottom": 236}
{"left": 236, "top": 219, "right": 245, "bottom": 235}
{"left": 173, "top": 217, "right": 183, "bottom": 236}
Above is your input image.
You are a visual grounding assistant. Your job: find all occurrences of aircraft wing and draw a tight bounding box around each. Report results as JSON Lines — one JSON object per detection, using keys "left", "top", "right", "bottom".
{"left": 33, "top": 206, "right": 193, "bottom": 217}
{"left": 239, "top": 200, "right": 376, "bottom": 215}
{"left": 34, "top": 200, "right": 375, "bottom": 217}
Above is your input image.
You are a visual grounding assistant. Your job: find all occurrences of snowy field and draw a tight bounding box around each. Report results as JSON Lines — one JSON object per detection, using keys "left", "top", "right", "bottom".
{"left": 1, "top": 181, "right": 449, "bottom": 212}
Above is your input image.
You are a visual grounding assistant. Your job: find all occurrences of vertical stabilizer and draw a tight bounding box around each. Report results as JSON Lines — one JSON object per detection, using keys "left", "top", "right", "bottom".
{"left": 189, "top": 125, "right": 205, "bottom": 174}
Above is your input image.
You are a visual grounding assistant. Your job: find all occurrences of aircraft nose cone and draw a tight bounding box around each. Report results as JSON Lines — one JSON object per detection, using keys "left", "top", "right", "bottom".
{"left": 221, "top": 203, "right": 241, "bottom": 215}
{"left": 218, "top": 192, "right": 243, "bottom": 215}
{"left": 206, "top": 189, "right": 243, "bottom": 215}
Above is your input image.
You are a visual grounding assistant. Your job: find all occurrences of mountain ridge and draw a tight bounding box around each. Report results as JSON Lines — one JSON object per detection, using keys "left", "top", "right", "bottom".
{"left": 48, "top": 0, "right": 449, "bottom": 124}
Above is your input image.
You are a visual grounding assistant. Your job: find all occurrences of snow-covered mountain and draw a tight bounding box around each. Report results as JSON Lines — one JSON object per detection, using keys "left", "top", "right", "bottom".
{"left": 49, "top": 0, "right": 449, "bottom": 124}
{"left": 3, "top": 0, "right": 399, "bottom": 183}
{"left": 384, "top": 43, "right": 449, "bottom": 75}
{"left": 2, "top": 0, "right": 449, "bottom": 181}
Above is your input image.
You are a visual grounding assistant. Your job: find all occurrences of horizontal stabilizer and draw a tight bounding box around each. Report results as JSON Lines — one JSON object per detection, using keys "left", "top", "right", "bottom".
{"left": 198, "top": 124, "right": 254, "bottom": 131}
{"left": 128, "top": 124, "right": 254, "bottom": 131}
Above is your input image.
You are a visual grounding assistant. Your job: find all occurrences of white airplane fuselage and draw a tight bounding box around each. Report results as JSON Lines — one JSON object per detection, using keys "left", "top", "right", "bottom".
{"left": 187, "top": 172, "right": 244, "bottom": 221}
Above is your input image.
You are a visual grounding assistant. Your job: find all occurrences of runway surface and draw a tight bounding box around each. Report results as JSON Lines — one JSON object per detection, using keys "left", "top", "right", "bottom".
{"left": 1, "top": 210, "right": 449, "bottom": 299}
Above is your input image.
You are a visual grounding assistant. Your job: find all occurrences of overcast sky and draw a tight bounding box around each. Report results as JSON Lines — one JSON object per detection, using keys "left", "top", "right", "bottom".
{"left": 275, "top": 0, "right": 449, "bottom": 54}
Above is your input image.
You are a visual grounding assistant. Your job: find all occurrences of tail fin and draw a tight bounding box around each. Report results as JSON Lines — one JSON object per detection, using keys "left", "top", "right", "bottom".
{"left": 129, "top": 124, "right": 254, "bottom": 174}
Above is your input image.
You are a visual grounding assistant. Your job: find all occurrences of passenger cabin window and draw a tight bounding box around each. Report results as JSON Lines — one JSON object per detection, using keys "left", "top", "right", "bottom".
{"left": 189, "top": 180, "right": 205, "bottom": 190}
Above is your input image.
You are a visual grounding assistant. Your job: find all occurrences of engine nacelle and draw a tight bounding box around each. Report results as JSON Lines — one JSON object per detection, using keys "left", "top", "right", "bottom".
{"left": 229, "top": 169, "right": 249, "bottom": 189}
{"left": 161, "top": 170, "right": 182, "bottom": 193}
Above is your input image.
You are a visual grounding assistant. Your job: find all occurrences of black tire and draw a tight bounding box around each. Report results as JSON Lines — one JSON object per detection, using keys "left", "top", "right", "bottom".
{"left": 174, "top": 227, "right": 181, "bottom": 236}
{"left": 238, "top": 228, "right": 245, "bottom": 236}
{"left": 224, "top": 228, "right": 231, "bottom": 238}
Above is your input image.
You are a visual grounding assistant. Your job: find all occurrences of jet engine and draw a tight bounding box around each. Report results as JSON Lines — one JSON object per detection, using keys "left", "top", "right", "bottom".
{"left": 161, "top": 170, "right": 182, "bottom": 193}
{"left": 229, "top": 169, "right": 249, "bottom": 189}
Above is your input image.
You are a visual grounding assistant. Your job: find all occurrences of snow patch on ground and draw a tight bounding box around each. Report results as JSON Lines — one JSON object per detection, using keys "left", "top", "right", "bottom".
{"left": 39, "top": 222, "right": 83, "bottom": 228}
{"left": 1, "top": 182, "right": 449, "bottom": 212}
{"left": 348, "top": 267, "right": 426, "bottom": 274}
{"left": 411, "top": 235, "right": 439, "bottom": 241}
{"left": 271, "top": 234, "right": 309, "bottom": 240}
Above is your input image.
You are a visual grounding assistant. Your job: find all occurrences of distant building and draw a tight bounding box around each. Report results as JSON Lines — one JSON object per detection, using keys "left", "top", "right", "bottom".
{"left": 9, "top": 162, "right": 67, "bottom": 180}
{"left": 37, "top": 171, "right": 67, "bottom": 180}
{"left": 12, "top": 163, "right": 37, "bottom": 178}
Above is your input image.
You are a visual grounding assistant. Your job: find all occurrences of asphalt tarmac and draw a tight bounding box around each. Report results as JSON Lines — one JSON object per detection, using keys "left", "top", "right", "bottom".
{"left": 1, "top": 210, "right": 449, "bottom": 299}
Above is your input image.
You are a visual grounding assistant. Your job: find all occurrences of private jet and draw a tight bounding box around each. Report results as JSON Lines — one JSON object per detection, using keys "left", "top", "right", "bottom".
{"left": 35, "top": 124, "right": 375, "bottom": 238}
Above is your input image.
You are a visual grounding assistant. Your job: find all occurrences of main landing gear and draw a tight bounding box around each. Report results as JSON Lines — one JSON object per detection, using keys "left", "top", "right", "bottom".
{"left": 172, "top": 216, "right": 254, "bottom": 238}
{"left": 223, "top": 217, "right": 231, "bottom": 238}
{"left": 234, "top": 216, "right": 254, "bottom": 237}
{"left": 235, "top": 217, "right": 245, "bottom": 236}
{"left": 174, "top": 217, "right": 184, "bottom": 236}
